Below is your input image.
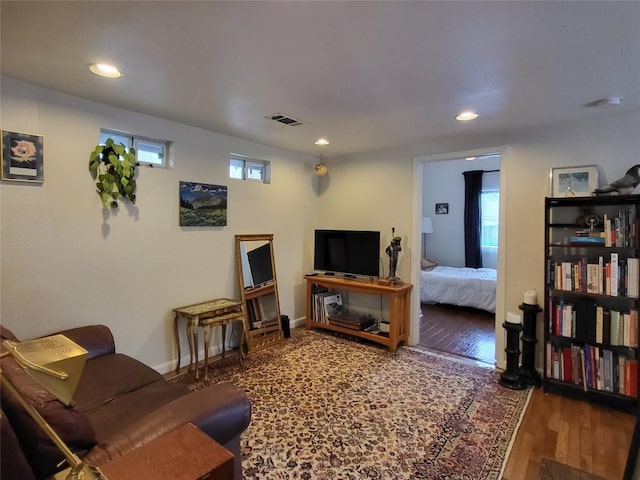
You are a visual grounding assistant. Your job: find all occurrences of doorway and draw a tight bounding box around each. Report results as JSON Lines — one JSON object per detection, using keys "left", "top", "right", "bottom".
{"left": 416, "top": 152, "right": 502, "bottom": 365}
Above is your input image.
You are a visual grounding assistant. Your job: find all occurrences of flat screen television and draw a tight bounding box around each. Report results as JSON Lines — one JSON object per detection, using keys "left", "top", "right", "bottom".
{"left": 314, "top": 229, "right": 380, "bottom": 277}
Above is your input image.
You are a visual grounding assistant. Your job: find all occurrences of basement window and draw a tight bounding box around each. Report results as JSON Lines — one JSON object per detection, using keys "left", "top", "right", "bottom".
{"left": 99, "top": 129, "right": 170, "bottom": 168}
{"left": 229, "top": 154, "right": 270, "bottom": 183}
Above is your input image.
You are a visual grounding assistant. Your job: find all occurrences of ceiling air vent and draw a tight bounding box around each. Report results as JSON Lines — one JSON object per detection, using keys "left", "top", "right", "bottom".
{"left": 266, "top": 113, "right": 304, "bottom": 127}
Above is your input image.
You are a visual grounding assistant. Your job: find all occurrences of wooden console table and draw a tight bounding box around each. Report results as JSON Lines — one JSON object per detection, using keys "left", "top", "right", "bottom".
{"left": 173, "top": 298, "right": 246, "bottom": 379}
{"left": 99, "top": 423, "right": 234, "bottom": 480}
{"left": 305, "top": 276, "right": 413, "bottom": 352}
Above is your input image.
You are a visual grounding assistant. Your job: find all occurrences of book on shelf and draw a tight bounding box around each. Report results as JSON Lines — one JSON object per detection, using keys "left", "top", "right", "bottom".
{"left": 549, "top": 255, "right": 639, "bottom": 298}
{"left": 611, "top": 253, "right": 619, "bottom": 297}
{"left": 323, "top": 293, "right": 344, "bottom": 319}
{"left": 547, "top": 342, "right": 638, "bottom": 398}
{"left": 312, "top": 291, "right": 333, "bottom": 323}
{"left": 312, "top": 292, "right": 347, "bottom": 324}
{"left": 549, "top": 299, "right": 638, "bottom": 348}
{"left": 570, "top": 236, "right": 605, "bottom": 245}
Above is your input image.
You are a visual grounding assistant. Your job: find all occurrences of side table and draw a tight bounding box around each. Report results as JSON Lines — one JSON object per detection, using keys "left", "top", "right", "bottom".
{"left": 99, "top": 423, "right": 234, "bottom": 480}
{"left": 173, "top": 298, "right": 246, "bottom": 379}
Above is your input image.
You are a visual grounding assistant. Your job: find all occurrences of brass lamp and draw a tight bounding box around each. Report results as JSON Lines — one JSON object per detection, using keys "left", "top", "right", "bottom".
{"left": 0, "top": 335, "right": 107, "bottom": 480}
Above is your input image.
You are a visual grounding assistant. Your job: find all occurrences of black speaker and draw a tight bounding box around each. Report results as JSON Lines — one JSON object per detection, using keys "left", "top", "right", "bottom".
{"left": 280, "top": 315, "right": 291, "bottom": 338}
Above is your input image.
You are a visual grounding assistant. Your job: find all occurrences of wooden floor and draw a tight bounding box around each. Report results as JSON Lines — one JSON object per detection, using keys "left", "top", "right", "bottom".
{"left": 418, "top": 303, "right": 635, "bottom": 479}
{"left": 419, "top": 303, "right": 496, "bottom": 364}
{"left": 503, "top": 387, "right": 635, "bottom": 480}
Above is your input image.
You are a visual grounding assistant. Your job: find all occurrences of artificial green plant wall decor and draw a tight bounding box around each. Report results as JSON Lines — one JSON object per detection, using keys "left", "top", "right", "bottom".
{"left": 89, "top": 138, "right": 138, "bottom": 208}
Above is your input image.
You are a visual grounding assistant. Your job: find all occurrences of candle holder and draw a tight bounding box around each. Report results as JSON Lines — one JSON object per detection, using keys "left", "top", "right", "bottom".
{"left": 518, "top": 303, "right": 542, "bottom": 386}
{"left": 499, "top": 319, "right": 526, "bottom": 390}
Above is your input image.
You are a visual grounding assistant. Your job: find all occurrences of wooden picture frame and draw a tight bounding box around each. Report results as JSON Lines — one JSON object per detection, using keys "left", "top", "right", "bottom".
{"left": 1, "top": 130, "right": 44, "bottom": 183}
{"left": 550, "top": 165, "right": 598, "bottom": 198}
{"left": 435, "top": 203, "right": 449, "bottom": 215}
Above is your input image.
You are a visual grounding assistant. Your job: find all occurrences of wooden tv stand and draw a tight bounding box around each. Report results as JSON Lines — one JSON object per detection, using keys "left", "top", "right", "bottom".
{"left": 305, "top": 275, "right": 413, "bottom": 352}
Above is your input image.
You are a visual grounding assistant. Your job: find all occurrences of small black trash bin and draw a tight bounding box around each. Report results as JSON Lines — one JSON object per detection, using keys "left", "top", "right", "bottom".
{"left": 280, "top": 314, "right": 291, "bottom": 338}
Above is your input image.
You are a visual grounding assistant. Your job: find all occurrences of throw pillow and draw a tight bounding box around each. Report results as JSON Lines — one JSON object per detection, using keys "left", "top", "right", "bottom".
{"left": 421, "top": 258, "right": 438, "bottom": 271}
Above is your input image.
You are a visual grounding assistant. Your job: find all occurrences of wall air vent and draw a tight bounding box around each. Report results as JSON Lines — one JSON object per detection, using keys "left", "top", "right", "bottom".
{"left": 266, "top": 113, "right": 304, "bottom": 127}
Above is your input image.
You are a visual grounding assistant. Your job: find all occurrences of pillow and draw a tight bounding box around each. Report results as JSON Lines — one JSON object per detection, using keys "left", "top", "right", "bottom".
{"left": 421, "top": 258, "right": 438, "bottom": 271}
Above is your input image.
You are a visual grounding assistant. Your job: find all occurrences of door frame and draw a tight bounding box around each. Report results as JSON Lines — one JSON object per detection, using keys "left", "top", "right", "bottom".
{"left": 411, "top": 145, "right": 508, "bottom": 368}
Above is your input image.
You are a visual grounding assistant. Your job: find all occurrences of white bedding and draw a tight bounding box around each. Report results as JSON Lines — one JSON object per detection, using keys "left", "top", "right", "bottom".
{"left": 420, "top": 266, "right": 497, "bottom": 313}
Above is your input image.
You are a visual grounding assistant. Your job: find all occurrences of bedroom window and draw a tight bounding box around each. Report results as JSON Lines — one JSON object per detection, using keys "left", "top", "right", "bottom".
{"left": 480, "top": 190, "right": 499, "bottom": 269}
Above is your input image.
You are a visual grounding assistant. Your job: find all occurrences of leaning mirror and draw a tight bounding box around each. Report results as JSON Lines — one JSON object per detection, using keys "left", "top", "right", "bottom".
{"left": 235, "top": 234, "right": 283, "bottom": 353}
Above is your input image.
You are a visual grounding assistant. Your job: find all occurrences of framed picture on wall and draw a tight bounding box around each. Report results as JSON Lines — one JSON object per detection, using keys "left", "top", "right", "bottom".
{"left": 550, "top": 165, "right": 598, "bottom": 198}
{"left": 1, "top": 130, "right": 44, "bottom": 183}
{"left": 179, "top": 181, "right": 228, "bottom": 226}
{"left": 435, "top": 203, "right": 449, "bottom": 214}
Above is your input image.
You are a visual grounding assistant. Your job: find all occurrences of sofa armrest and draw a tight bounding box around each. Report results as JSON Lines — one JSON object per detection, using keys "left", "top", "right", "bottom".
{"left": 83, "top": 383, "right": 251, "bottom": 466}
{"left": 1, "top": 409, "right": 36, "bottom": 480}
{"left": 54, "top": 325, "right": 115, "bottom": 360}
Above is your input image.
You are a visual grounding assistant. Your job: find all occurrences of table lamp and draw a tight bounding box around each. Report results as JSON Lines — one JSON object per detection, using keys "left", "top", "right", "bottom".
{"left": 0, "top": 335, "right": 107, "bottom": 480}
{"left": 421, "top": 216, "right": 434, "bottom": 259}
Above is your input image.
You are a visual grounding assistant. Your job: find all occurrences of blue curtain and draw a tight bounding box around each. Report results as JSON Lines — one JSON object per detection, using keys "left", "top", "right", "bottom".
{"left": 463, "top": 170, "right": 483, "bottom": 268}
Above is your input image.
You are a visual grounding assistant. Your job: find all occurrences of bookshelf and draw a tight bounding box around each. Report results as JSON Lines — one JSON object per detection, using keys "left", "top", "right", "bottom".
{"left": 544, "top": 195, "right": 640, "bottom": 412}
{"left": 304, "top": 275, "right": 412, "bottom": 352}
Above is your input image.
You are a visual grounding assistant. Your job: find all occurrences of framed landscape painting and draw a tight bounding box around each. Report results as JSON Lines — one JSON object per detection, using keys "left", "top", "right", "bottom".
{"left": 179, "top": 181, "right": 227, "bottom": 226}
{"left": 1, "top": 130, "right": 44, "bottom": 183}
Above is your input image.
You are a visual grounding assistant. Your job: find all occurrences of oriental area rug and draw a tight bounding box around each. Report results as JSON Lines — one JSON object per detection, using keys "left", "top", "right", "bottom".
{"left": 171, "top": 329, "right": 531, "bottom": 479}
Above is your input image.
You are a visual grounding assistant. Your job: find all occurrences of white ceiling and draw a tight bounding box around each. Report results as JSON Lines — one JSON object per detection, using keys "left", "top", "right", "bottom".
{"left": 1, "top": 1, "right": 639, "bottom": 157}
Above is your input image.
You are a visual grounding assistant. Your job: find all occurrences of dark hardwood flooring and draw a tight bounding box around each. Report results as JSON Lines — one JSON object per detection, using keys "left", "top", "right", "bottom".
{"left": 419, "top": 302, "right": 496, "bottom": 365}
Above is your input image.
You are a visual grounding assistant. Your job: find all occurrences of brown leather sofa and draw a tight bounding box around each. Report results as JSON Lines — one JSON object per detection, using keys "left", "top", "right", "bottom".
{"left": 0, "top": 324, "right": 251, "bottom": 480}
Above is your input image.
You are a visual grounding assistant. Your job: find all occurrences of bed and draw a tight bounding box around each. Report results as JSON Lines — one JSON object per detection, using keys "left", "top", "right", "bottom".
{"left": 420, "top": 265, "right": 497, "bottom": 313}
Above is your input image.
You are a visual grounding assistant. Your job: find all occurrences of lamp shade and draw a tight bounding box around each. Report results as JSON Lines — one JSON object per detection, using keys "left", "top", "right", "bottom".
{"left": 3, "top": 335, "right": 88, "bottom": 405}
{"left": 421, "top": 217, "right": 434, "bottom": 234}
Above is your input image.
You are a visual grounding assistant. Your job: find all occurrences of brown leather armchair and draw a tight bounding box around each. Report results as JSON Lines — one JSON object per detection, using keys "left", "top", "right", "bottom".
{"left": 0, "top": 324, "right": 251, "bottom": 480}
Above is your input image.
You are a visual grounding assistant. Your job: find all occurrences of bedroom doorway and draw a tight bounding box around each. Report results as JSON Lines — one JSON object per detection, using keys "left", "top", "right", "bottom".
{"left": 417, "top": 152, "right": 501, "bottom": 365}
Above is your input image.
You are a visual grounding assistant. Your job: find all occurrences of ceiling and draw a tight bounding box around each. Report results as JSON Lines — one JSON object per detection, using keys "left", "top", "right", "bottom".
{"left": 1, "top": 1, "right": 639, "bottom": 157}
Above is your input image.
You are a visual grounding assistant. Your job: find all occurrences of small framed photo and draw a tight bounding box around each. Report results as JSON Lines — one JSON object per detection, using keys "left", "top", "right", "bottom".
{"left": 435, "top": 203, "right": 449, "bottom": 215}
{"left": 550, "top": 165, "right": 599, "bottom": 198}
{"left": 1, "top": 130, "right": 44, "bottom": 183}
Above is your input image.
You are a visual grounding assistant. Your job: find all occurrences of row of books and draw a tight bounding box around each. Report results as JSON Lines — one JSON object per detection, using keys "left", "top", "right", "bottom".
{"left": 569, "top": 209, "right": 638, "bottom": 247}
{"left": 602, "top": 209, "right": 638, "bottom": 248}
{"left": 546, "top": 342, "right": 638, "bottom": 398}
{"left": 311, "top": 292, "right": 344, "bottom": 324}
{"left": 548, "top": 298, "right": 638, "bottom": 347}
{"left": 548, "top": 255, "right": 639, "bottom": 297}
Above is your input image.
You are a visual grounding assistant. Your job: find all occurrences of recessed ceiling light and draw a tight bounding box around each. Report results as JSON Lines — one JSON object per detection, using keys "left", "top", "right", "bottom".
{"left": 465, "top": 157, "right": 476, "bottom": 161}
{"left": 456, "top": 111, "right": 479, "bottom": 121}
{"left": 88, "top": 63, "right": 122, "bottom": 78}
{"left": 314, "top": 138, "right": 330, "bottom": 146}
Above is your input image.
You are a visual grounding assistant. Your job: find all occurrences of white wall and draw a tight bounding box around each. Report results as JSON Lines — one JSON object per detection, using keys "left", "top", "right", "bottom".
{"left": 3, "top": 76, "right": 638, "bottom": 374}
{"left": 422, "top": 155, "right": 501, "bottom": 266}
{"left": 317, "top": 110, "right": 640, "bottom": 369}
{"left": 0, "top": 77, "right": 316, "bottom": 372}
